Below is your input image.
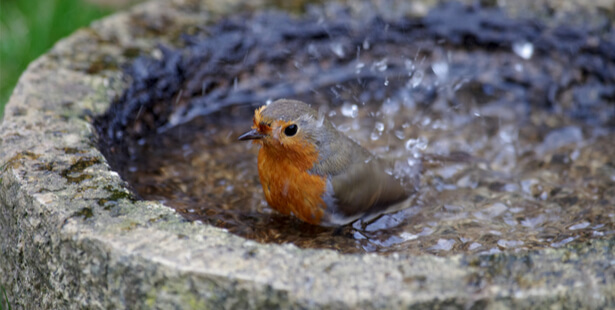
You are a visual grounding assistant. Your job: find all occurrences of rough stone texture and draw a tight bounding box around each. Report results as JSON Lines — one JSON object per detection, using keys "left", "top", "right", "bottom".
{"left": 0, "top": 0, "right": 614, "bottom": 309}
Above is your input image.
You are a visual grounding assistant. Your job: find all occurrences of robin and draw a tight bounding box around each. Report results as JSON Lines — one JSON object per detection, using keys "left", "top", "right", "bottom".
{"left": 238, "top": 99, "right": 417, "bottom": 226}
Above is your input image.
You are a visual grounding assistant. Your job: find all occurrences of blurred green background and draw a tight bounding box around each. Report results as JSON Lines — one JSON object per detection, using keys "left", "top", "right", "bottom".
{"left": 0, "top": 0, "right": 123, "bottom": 120}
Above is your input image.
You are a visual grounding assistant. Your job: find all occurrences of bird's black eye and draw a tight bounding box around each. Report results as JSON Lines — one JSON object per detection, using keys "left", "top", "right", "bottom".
{"left": 284, "top": 124, "right": 298, "bottom": 136}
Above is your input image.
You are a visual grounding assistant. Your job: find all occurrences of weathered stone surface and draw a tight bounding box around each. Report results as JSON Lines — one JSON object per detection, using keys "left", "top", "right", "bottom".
{"left": 1, "top": 0, "right": 614, "bottom": 309}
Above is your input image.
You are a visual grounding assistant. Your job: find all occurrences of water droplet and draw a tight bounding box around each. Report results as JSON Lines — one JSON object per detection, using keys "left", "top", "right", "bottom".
{"left": 341, "top": 103, "right": 358, "bottom": 118}
{"left": 384, "top": 78, "right": 389, "bottom": 86}
{"left": 404, "top": 139, "right": 415, "bottom": 151}
{"left": 513, "top": 41, "right": 534, "bottom": 60}
{"left": 404, "top": 59, "right": 414, "bottom": 71}
{"left": 307, "top": 43, "right": 319, "bottom": 57}
{"left": 498, "top": 126, "right": 517, "bottom": 143}
{"left": 370, "top": 130, "right": 381, "bottom": 141}
{"left": 405, "top": 137, "right": 428, "bottom": 151}
{"left": 453, "top": 78, "right": 469, "bottom": 91}
{"left": 328, "top": 110, "right": 337, "bottom": 117}
{"left": 330, "top": 86, "right": 340, "bottom": 98}
{"left": 381, "top": 99, "right": 400, "bottom": 115}
{"left": 373, "top": 58, "right": 388, "bottom": 72}
{"left": 355, "top": 62, "right": 365, "bottom": 74}
{"left": 330, "top": 43, "right": 345, "bottom": 58}
{"left": 407, "top": 158, "right": 420, "bottom": 167}
{"left": 410, "top": 70, "right": 424, "bottom": 88}
{"left": 316, "top": 108, "right": 326, "bottom": 127}
{"left": 363, "top": 39, "right": 370, "bottom": 50}
{"left": 375, "top": 122, "right": 385, "bottom": 132}
{"left": 394, "top": 130, "right": 405, "bottom": 140}
{"left": 431, "top": 61, "right": 449, "bottom": 79}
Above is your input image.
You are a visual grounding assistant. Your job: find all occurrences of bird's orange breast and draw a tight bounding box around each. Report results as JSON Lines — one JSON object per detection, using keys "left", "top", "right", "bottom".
{"left": 257, "top": 143, "right": 327, "bottom": 225}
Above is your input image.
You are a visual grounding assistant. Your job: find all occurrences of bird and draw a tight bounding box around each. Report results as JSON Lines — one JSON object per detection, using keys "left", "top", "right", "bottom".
{"left": 238, "top": 99, "right": 417, "bottom": 226}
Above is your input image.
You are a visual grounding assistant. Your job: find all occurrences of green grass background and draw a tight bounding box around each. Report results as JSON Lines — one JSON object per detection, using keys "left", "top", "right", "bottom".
{"left": 0, "top": 0, "right": 114, "bottom": 120}
{"left": 1, "top": 284, "right": 10, "bottom": 310}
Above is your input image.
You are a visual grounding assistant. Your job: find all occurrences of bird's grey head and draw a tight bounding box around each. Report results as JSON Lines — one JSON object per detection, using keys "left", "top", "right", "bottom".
{"left": 260, "top": 99, "right": 336, "bottom": 145}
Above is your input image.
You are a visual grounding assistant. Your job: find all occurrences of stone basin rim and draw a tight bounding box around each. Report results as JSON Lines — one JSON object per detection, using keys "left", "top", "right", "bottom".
{"left": 1, "top": 0, "right": 614, "bottom": 308}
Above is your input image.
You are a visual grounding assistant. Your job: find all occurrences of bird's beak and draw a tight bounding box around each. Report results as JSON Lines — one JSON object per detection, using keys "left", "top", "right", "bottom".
{"left": 238, "top": 129, "right": 265, "bottom": 141}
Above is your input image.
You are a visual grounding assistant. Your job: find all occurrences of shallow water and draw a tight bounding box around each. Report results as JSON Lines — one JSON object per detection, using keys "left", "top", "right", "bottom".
{"left": 122, "top": 95, "right": 615, "bottom": 255}
{"left": 97, "top": 2, "right": 615, "bottom": 256}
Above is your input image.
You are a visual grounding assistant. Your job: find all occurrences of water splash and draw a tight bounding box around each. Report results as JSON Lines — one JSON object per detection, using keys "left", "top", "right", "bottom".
{"left": 341, "top": 103, "right": 359, "bottom": 118}
{"left": 431, "top": 61, "right": 449, "bottom": 80}
{"left": 512, "top": 41, "right": 534, "bottom": 60}
{"left": 330, "top": 42, "right": 345, "bottom": 58}
{"left": 373, "top": 58, "right": 388, "bottom": 72}
{"left": 409, "top": 70, "right": 424, "bottom": 88}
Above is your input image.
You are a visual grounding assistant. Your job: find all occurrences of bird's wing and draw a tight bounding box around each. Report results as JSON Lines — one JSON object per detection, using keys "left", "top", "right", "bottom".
{"left": 329, "top": 156, "right": 413, "bottom": 219}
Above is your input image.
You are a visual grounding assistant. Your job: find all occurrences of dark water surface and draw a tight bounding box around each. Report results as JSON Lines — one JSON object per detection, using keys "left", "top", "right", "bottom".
{"left": 96, "top": 2, "right": 615, "bottom": 255}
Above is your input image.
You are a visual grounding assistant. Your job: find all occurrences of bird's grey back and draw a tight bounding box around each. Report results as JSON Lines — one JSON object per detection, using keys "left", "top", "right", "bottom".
{"left": 261, "top": 99, "right": 318, "bottom": 122}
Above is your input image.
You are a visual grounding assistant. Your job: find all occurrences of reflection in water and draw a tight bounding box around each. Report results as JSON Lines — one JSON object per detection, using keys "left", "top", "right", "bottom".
{"left": 96, "top": 2, "right": 615, "bottom": 256}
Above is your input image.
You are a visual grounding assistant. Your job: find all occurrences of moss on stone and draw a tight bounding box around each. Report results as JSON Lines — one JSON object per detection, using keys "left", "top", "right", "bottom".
{"left": 60, "top": 157, "right": 101, "bottom": 183}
